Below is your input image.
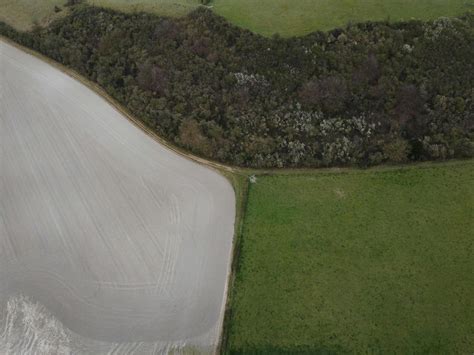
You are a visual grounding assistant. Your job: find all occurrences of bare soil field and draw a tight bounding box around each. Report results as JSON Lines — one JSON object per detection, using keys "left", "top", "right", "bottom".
{"left": 0, "top": 39, "right": 235, "bottom": 354}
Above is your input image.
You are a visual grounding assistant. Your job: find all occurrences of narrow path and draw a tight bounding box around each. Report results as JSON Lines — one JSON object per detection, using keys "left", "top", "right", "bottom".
{"left": 0, "top": 39, "right": 235, "bottom": 354}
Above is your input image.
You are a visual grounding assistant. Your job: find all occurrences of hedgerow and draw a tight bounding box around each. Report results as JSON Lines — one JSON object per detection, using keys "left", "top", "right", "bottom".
{"left": 1, "top": 6, "right": 472, "bottom": 168}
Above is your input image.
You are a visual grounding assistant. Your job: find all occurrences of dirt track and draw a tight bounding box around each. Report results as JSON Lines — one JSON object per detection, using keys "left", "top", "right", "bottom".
{"left": 0, "top": 39, "right": 235, "bottom": 354}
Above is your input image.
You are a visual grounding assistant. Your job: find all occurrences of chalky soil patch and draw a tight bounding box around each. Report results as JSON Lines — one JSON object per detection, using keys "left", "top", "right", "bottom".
{"left": 0, "top": 40, "right": 235, "bottom": 354}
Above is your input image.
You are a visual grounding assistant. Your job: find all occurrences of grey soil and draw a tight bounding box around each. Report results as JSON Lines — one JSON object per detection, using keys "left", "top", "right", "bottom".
{"left": 0, "top": 40, "right": 235, "bottom": 354}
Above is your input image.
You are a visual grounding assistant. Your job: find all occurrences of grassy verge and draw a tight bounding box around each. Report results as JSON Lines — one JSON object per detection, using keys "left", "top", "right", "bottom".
{"left": 218, "top": 170, "right": 250, "bottom": 354}
{"left": 212, "top": 0, "right": 474, "bottom": 37}
{"left": 226, "top": 160, "right": 474, "bottom": 353}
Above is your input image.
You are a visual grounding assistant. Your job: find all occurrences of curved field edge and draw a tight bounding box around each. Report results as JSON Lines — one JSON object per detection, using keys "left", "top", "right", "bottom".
{"left": 1, "top": 37, "right": 236, "bottom": 353}
{"left": 225, "top": 160, "right": 474, "bottom": 353}
{"left": 1, "top": 35, "right": 250, "bottom": 353}
{"left": 0, "top": 35, "right": 235, "bottom": 174}
{"left": 1, "top": 35, "right": 242, "bottom": 351}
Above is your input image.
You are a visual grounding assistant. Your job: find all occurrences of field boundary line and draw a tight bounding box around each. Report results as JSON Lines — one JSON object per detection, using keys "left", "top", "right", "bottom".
{"left": 2, "top": 35, "right": 469, "bottom": 180}
{"left": 0, "top": 35, "right": 240, "bottom": 176}
{"left": 217, "top": 173, "right": 250, "bottom": 354}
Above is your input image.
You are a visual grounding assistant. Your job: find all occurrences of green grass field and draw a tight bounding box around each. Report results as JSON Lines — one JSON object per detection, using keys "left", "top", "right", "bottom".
{"left": 227, "top": 161, "right": 474, "bottom": 353}
{"left": 1, "top": 0, "right": 473, "bottom": 35}
{"left": 0, "top": 0, "right": 67, "bottom": 30}
{"left": 0, "top": 0, "right": 199, "bottom": 30}
{"left": 88, "top": 0, "right": 197, "bottom": 18}
{"left": 212, "top": 0, "right": 474, "bottom": 37}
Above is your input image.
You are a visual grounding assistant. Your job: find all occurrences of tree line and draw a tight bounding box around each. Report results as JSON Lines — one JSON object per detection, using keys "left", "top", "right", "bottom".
{"left": 1, "top": 5, "right": 472, "bottom": 168}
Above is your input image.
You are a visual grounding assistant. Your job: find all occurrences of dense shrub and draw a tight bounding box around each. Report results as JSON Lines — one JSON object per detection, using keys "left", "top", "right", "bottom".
{"left": 1, "top": 7, "right": 472, "bottom": 168}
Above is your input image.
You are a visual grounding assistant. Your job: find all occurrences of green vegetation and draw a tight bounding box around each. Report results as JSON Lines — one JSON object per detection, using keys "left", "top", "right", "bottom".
{"left": 1, "top": 3, "right": 472, "bottom": 353}
{"left": 1, "top": 0, "right": 473, "bottom": 35}
{"left": 212, "top": 0, "right": 474, "bottom": 37}
{"left": 227, "top": 161, "right": 474, "bottom": 353}
{"left": 2, "top": 7, "right": 472, "bottom": 169}
{"left": 0, "top": 0, "right": 200, "bottom": 30}
{"left": 0, "top": 0, "right": 66, "bottom": 30}
{"left": 88, "top": 0, "right": 198, "bottom": 18}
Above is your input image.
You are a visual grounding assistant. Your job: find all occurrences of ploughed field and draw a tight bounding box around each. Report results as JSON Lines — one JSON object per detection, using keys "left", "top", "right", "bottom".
{"left": 0, "top": 40, "right": 235, "bottom": 354}
{"left": 228, "top": 162, "right": 474, "bottom": 353}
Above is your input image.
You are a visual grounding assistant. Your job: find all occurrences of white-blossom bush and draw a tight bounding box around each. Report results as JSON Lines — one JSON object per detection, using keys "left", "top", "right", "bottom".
{"left": 274, "top": 105, "right": 323, "bottom": 134}
{"left": 403, "top": 43, "right": 414, "bottom": 53}
{"left": 320, "top": 115, "right": 375, "bottom": 138}
{"left": 322, "top": 136, "right": 356, "bottom": 164}
{"left": 423, "top": 17, "right": 460, "bottom": 40}
{"left": 233, "top": 72, "right": 269, "bottom": 87}
{"left": 318, "top": 115, "right": 377, "bottom": 164}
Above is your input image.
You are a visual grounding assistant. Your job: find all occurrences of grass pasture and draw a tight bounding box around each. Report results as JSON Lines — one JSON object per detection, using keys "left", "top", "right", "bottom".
{"left": 1, "top": 0, "right": 473, "bottom": 35}
{"left": 0, "top": 0, "right": 201, "bottom": 30}
{"left": 212, "top": 0, "right": 474, "bottom": 37}
{"left": 227, "top": 161, "right": 474, "bottom": 353}
{"left": 0, "top": 0, "right": 67, "bottom": 31}
{"left": 88, "top": 0, "right": 198, "bottom": 18}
